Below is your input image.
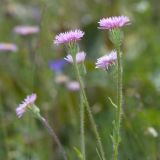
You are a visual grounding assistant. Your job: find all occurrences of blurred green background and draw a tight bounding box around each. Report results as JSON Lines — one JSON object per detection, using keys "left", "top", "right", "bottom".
{"left": 0, "top": 0, "right": 160, "bottom": 159}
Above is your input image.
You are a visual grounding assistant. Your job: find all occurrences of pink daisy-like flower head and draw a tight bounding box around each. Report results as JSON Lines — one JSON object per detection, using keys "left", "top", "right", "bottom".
{"left": 95, "top": 50, "right": 117, "bottom": 70}
{"left": 13, "top": 25, "right": 39, "bottom": 36}
{"left": 54, "top": 29, "right": 84, "bottom": 45}
{"left": 98, "top": 16, "right": 130, "bottom": 30}
{"left": 66, "top": 81, "right": 80, "bottom": 91}
{"left": 16, "top": 93, "right": 37, "bottom": 118}
{"left": 64, "top": 51, "right": 86, "bottom": 64}
{"left": 0, "top": 43, "right": 18, "bottom": 52}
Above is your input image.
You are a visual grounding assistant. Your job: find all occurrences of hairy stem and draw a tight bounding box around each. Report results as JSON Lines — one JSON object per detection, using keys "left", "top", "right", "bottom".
{"left": 39, "top": 116, "right": 67, "bottom": 160}
{"left": 73, "top": 55, "right": 86, "bottom": 160}
{"left": 113, "top": 47, "right": 123, "bottom": 160}
{"left": 80, "top": 95, "right": 86, "bottom": 160}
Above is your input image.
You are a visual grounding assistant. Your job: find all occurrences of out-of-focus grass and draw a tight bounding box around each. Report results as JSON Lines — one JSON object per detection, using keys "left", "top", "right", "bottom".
{"left": 0, "top": 0, "right": 160, "bottom": 159}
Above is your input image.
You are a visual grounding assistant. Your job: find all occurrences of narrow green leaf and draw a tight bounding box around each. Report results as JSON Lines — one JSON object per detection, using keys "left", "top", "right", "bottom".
{"left": 73, "top": 147, "right": 83, "bottom": 160}
{"left": 108, "top": 97, "right": 118, "bottom": 108}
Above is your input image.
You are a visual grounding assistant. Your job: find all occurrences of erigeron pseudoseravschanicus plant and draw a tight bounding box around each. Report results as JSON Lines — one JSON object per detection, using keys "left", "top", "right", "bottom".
{"left": 15, "top": 15, "right": 130, "bottom": 160}
{"left": 54, "top": 29, "right": 106, "bottom": 160}
{"left": 16, "top": 93, "right": 67, "bottom": 160}
{"left": 98, "top": 15, "right": 131, "bottom": 160}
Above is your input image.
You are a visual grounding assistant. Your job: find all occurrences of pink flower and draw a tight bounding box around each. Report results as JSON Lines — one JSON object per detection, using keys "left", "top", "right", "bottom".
{"left": 64, "top": 51, "right": 86, "bottom": 64}
{"left": 54, "top": 29, "right": 84, "bottom": 45}
{"left": 16, "top": 93, "right": 37, "bottom": 118}
{"left": 66, "top": 81, "right": 80, "bottom": 91}
{"left": 0, "top": 43, "right": 18, "bottom": 52}
{"left": 95, "top": 51, "right": 117, "bottom": 70}
{"left": 98, "top": 16, "right": 130, "bottom": 30}
{"left": 13, "top": 25, "right": 39, "bottom": 36}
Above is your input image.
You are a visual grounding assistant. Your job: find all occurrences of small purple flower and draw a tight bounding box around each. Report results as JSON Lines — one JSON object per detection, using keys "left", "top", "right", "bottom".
{"left": 0, "top": 43, "right": 18, "bottom": 52}
{"left": 64, "top": 51, "right": 86, "bottom": 64}
{"left": 13, "top": 25, "right": 39, "bottom": 36}
{"left": 98, "top": 16, "right": 130, "bottom": 30}
{"left": 16, "top": 93, "right": 37, "bottom": 118}
{"left": 49, "top": 59, "right": 67, "bottom": 73}
{"left": 66, "top": 81, "right": 80, "bottom": 91}
{"left": 95, "top": 50, "right": 117, "bottom": 70}
{"left": 54, "top": 29, "right": 84, "bottom": 45}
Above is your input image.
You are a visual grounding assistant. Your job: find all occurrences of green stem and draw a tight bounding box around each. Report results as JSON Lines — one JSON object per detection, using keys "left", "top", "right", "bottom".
{"left": 73, "top": 58, "right": 86, "bottom": 160}
{"left": 73, "top": 61, "right": 106, "bottom": 160}
{"left": 113, "top": 47, "right": 123, "bottom": 160}
{"left": 39, "top": 116, "right": 68, "bottom": 160}
{"left": 80, "top": 94, "right": 86, "bottom": 160}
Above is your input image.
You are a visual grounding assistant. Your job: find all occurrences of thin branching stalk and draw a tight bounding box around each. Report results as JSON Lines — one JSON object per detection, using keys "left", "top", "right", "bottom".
{"left": 39, "top": 116, "right": 68, "bottom": 160}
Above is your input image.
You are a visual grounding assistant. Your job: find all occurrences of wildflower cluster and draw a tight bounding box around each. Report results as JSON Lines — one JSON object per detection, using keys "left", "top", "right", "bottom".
{"left": 15, "top": 14, "right": 130, "bottom": 160}
{"left": 97, "top": 15, "right": 130, "bottom": 160}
